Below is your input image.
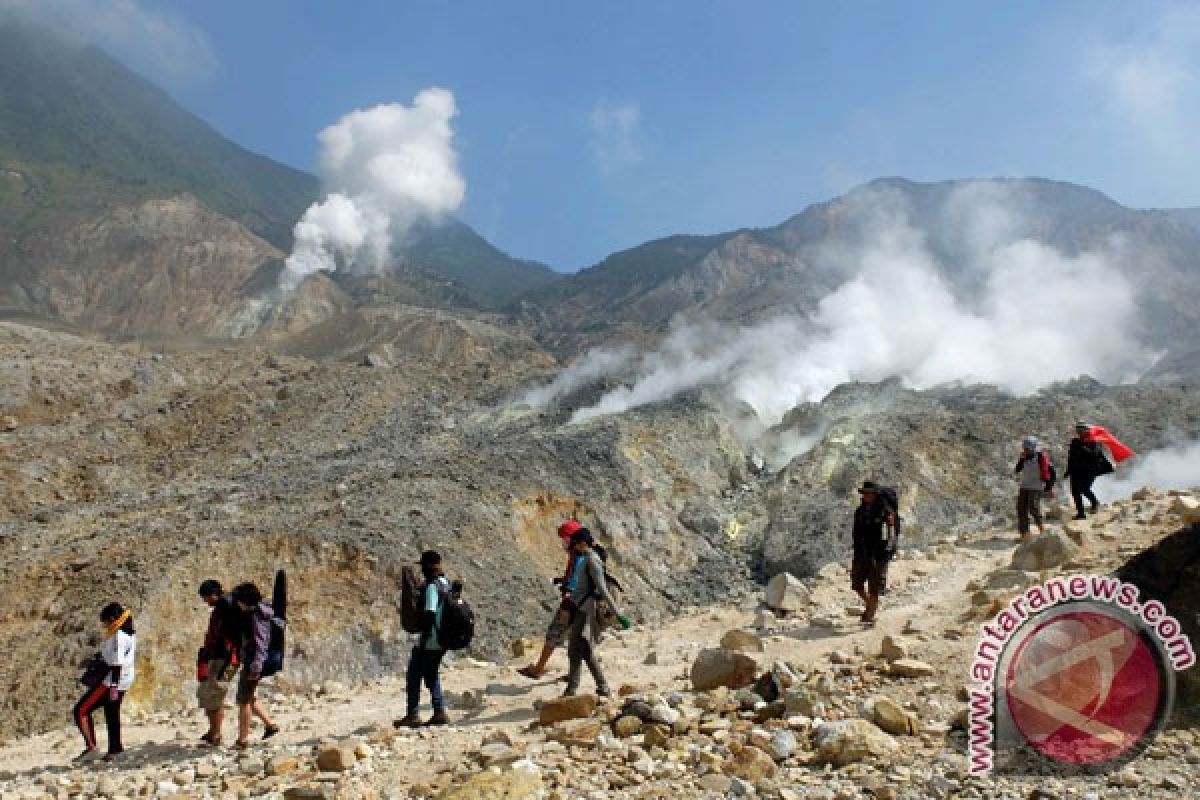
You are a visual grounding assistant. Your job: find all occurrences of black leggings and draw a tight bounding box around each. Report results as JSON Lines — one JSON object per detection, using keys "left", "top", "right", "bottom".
{"left": 1071, "top": 478, "right": 1099, "bottom": 515}
{"left": 73, "top": 684, "right": 125, "bottom": 754}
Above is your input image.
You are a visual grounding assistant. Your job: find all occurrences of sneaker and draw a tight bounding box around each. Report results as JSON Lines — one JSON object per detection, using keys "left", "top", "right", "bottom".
{"left": 393, "top": 714, "right": 422, "bottom": 729}
{"left": 1072, "top": 513, "right": 1087, "bottom": 520}
{"left": 517, "top": 665, "right": 545, "bottom": 680}
{"left": 425, "top": 710, "right": 450, "bottom": 727}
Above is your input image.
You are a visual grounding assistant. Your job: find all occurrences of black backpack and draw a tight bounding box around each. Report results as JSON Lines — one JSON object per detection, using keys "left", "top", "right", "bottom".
{"left": 400, "top": 565, "right": 424, "bottom": 634}
{"left": 436, "top": 580, "right": 475, "bottom": 651}
{"left": 260, "top": 570, "right": 288, "bottom": 677}
{"left": 590, "top": 543, "right": 625, "bottom": 594}
{"left": 876, "top": 486, "right": 902, "bottom": 556}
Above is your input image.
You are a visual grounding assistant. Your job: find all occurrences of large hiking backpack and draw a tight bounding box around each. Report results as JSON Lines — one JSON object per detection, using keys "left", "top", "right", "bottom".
{"left": 261, "top": 570, "right": 288, "bottom": 678}
{"left": 876, "top": 487, "right": 903, "bottom": 557}
{"left": 436, "top": 581, "right": 475, "bottom": 651}
{"left": 590, "top": 542, "right": 625, "bottom": 594}
{"left": 400, "top": 565, "right": 424, "bottom": 634}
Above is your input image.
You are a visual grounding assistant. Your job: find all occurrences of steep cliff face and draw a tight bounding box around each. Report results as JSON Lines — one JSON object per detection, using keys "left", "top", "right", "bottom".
{"left": 4, "top": 194, "right": 282, "bottom": 337}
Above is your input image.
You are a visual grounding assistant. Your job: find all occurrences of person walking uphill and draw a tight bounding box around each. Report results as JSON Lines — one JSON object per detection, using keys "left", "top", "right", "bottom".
{"left": 850, "top": 482, "right": 897, "bottom": 626}
{"left": 196, "top": 579, "right": 242, "bottom": 746}
{"left": 563, "top": 528, "right": 631, "bottom": 698}
{"left": 1014, "top": 435, "right": 1055, "bottom": 539}
{"left": 231, "top": 583, "right": 280, "bottom": 749}
{"left": 519, "top": 519, "right": 583, "bottom": 680}
{"left": 73, "top": 603, "right": 136, "bottom": 762}
{"left": 1064, "top": 422, "right": 1111, "bottom": 520}
{"left": 395, "top": 550, "right": 452, "bottom": 728}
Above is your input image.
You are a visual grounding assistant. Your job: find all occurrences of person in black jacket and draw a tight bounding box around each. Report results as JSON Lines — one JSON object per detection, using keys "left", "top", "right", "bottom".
{"left": 1064, "top": 422, "right": 1111, "bottom": 520}
{"left": 850, "top": 482, "right": 897, "bottom": 625}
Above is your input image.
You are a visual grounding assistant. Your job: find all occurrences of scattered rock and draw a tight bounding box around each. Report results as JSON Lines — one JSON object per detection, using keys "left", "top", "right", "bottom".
{"left": 1171, "top": 494, "right": 1200, "bottom": 524}
{"left": 719, "top": 629, "right": 765, "bottom": 653}
{"left": 439, "top": 762, "right": 543, "bottom": 800}
{"left": 765, "top": 572, "right": 810, "bottom": 612}
{"left": 612, "top": 715, "right": 642, "bottom": 738}
{"left": 316, "top": 743, "right": 357, "bottom": 772}
{"left": 725, "top": 744, "right": 778, "bottom": 782}
{"left": 814, "top": 719, "right": 899, "bottom": 766}
{"left": 691, "top": 648, "right": 759, "bottom": 691}
{"left": 538, "top": 694, "right": 596, "bottom": 725}
{"left": 889, "top": 659, "right": 936, "bottom": 678}
{"left": 1010, "top": 530, "right": 1080, "bottom": 571}
{"left": 866, "top": 696, "right": 920, "bottom": 736}
{"left": 879, "top": 635, "right": 909, "bottom": 663}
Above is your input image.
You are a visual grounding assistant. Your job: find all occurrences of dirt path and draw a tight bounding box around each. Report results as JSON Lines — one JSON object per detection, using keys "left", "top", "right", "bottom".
{"left": 0, "top": 530, "right": 1014, "bottom": 791}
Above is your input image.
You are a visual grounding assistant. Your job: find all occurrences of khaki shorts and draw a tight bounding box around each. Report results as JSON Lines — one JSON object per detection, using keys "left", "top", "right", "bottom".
{"left": 545, "top": 607, "right": 572, "bottom": 647}
{"left": 196, "top": 659, "right": 237, "bottom": 711}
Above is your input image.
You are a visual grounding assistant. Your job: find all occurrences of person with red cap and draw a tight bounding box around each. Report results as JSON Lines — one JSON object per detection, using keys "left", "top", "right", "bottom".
{"left": 518, "top": 519, "right": 583, "bottom": 679}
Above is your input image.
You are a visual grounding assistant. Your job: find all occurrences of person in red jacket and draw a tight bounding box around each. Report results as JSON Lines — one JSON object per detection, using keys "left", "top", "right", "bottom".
{"left": 518, "top": 519, "right": 583, "bottom": 679}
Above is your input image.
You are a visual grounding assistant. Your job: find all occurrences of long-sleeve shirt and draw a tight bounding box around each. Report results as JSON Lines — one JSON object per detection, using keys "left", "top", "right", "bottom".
{"left": 573, "top": 550, "right": 621, "bottom": 618}
{"left": 1065, "top": 437, "right": 1102, "bottom": 482}
{"left": 421, "top": 576, "right": 449, "bottom": 651}
{"left": 102, "top": 630, "right": 137, "bottom": 691}
{"left": 240, "top": 602, "right": 274, "bottom": 676}
{"left": 851, "top": 502, "right": 892, "bottom": 560}
{"left": 1015, "top": 451, "right": 1053, "bottom": 491}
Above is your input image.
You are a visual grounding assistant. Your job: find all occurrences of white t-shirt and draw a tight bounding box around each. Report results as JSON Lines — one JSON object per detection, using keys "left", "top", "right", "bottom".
{"left": 101, "top": 630, "right": 137, "bottom": 691}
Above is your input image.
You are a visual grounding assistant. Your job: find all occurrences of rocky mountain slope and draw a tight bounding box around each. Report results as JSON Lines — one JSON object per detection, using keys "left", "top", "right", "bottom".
{"left": 0, "top": 492, "right": 1196, "bottom": 799}
{"left": 3, "top": 319, "right": 1199, "bottom": 746}
{"left": 521, "top": 178, "right": 1200, "bottom": 373}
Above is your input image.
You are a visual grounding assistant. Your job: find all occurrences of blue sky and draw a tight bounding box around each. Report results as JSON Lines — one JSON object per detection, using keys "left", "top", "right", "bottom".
{"left": 21, "top": 1, "right": 1200, "bottom": 269}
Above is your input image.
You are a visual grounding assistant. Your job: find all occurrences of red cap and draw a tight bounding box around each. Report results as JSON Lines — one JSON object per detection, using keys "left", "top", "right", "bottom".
{"left": 557, "top": 519, "right": 582, "bottom": 539}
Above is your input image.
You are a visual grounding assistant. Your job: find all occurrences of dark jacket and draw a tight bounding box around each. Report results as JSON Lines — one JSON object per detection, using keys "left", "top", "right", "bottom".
{"left": 852, "top": 502, "right": 892, "bottom": 560}
{"left": 240, "top": 601, "right": 274, "bottom": 677}
{"left": 201, "top": 594, "right": 241, "bottom": 662}
{"left": 1065, "top": 437, "right": 1110, "bottom": 482}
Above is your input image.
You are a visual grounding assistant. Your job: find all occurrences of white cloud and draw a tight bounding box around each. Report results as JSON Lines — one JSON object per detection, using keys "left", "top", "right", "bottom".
{"left": 1099, "top": 439, "right": 1200, "bottom": 501}
{"left": 588, "top": 100, "right": 643, "bottom": 172}
{"left": 283, "top": 88, "right": 466, "bottom": 289}
{"left": 0, "top": 0, "right": 218, "bottom": 85}
{"left": 1088, "top": 5, "right": 1200, "bottom": 169}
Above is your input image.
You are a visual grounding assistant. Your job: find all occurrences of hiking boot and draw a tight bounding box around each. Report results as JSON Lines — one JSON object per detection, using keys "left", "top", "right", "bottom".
{"left": 425, "top": 710, "right": 450, "bottom": 727}
{"left": 1072, "top": 513, "right": 1087, "bottom": 520}
{"left": 393, "top": 714, "right": 422, "bottom": 729}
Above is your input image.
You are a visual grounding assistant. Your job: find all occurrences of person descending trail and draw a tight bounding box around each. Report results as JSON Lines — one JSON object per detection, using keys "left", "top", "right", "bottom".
{"left": 562, "top": 528, "right": 632, "bottom": 698}
{"left": 518, "top": 519, "right": 584, "bottom": 680}
{"left": 850, "top": 482, "right": 898, "bottom": 626}
{"left": 73, "top": 603, "right": 136, "bottom": 763}
{"left": 196, "top": 579, "right": 242, "bottom": 747}
{"left": 1013, "top": 435, "right": 1055, "bottom": 539}
{"left": 231, "top": 583, "right": 280, "bottom": 749}
{"left": 1064, "top": 422, "right": 1111, "bottom": 520}
{"left": 395, "top": 550, "right": 453, "bottom": 728}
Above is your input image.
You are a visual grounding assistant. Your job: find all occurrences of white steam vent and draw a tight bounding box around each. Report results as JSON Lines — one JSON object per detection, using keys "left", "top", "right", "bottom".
{"left": 282, "top": 88, "right": 465, "bottom": 290}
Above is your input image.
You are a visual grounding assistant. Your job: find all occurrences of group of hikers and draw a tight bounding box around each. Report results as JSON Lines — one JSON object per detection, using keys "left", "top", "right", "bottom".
{"left": 849, "top": 421, "right": 1132, "bottom": 627}
{"left": 68, "top": 421, "right": 1131, "bottom": 756}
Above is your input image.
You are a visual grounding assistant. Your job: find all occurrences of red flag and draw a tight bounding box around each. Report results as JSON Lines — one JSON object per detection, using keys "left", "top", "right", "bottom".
{"left": 1087, "top": 426, "right": 1134, "bottom": 463}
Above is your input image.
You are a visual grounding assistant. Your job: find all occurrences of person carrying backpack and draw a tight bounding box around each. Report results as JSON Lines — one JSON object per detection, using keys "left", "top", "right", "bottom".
{"left": 1013, "top": 435, "right": 1055, "bottom": 539}
{"left": 518, "top": 519, "right": 583, "bottom": 680}
{"left": 395, "top": 550, "right": 452, "bottom": 728}
{"left": 73, "top": 602, "right": 136, "bottom": 763}
{"left": 231, "top": 583, "right": 280, "bottom": 749}
{"left": 850, "top": 482, "right": 898, "bottom": 626}
{"left": 196, "top": 579, "right": 242, "bottom": 747}
{"left": 563, "top": 528, "right": 631, "bottom": 698}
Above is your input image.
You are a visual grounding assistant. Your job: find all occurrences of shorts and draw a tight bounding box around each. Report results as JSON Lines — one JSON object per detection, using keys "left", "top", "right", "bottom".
{"left": 235, "top": 672, "right": 260, "bottom": 706}
{"left": 545, "top": 607, "right": 572, "bottom": 648}
{"left": 196, "top": 659, "right": 237, "bottom": 711}
{"left": 851, "top": 556, "right": 887, "bottom": 597}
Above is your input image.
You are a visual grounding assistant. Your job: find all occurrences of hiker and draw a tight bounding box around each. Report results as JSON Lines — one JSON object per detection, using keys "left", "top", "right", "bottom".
{"left": 1064, "top": 422, "right": 1110, "bottom": 520}
{"left": 395, "top": 550, "right": 452, "bottom": 727}
{"left": 518, "top": 519, "right": 583, "bottom": 680}
{"left": 1013, "top": 435, "right": 1055, "bottom": 539}
{"left": 850, "top": 482, "right": 897, "bottom": 625}
{"left": 73, "top": 603, "right": 136, "bottom": 762}
{"left": 231, "top": 583, "right": 280, "bottom": 748}
{"left": 563, "top": 527, "right": 631, "bottom": 698}
{"left": 196, "top": 579, "right": 241, "bottom": 746}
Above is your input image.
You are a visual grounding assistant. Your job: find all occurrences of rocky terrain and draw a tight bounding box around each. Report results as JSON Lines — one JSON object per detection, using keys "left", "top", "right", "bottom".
{"left": 0, "top": 491, "right": 1197, "bottom": 799}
